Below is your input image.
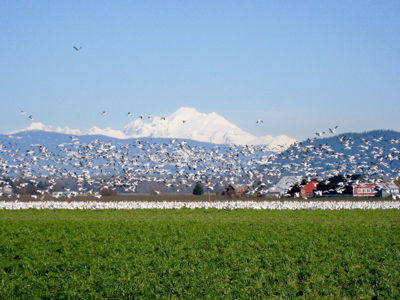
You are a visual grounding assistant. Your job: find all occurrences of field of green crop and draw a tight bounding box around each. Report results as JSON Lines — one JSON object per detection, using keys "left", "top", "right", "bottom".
{"left": 1, "top": 209, "right": 399, "bottom": 299}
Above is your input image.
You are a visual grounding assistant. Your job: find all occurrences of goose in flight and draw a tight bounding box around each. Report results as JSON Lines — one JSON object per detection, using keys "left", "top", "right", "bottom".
{"left": 329, "top": 126, "right": 338, "bottom": 134}
{"left": 139, "top": 115, "right": 143, "bottom": 119}
{"left": 127, "top": 112, "right": 131, "bottom": 116}
{"left": 161, "top": 117, "right": 166, "bottom": 120}
{"left": 29, "top": 115, "right": 33, "bottom": 121}
{"left": 256, "top": 119, "right": 263, "bottom": 123}
{"left": 74, "top": 46, "right": 82, "bottom": 51}
{"left": 21, "top": 110, "right": 25, "bottom": 114}
{"left": 102, "top": 111, "right": 106, "bottom": 115}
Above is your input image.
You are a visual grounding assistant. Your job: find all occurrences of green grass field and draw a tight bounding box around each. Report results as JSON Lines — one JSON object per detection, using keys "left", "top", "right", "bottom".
{"left": 1, "top": 209, "right": 399, "bottom": 299}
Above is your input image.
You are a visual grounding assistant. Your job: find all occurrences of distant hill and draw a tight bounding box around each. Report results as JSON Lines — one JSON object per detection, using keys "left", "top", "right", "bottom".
{"left": 271, "top": 129, "right": 400, "bottom": 180}
{"left": 310, "top": 129, "right": 400, "bottom": 149}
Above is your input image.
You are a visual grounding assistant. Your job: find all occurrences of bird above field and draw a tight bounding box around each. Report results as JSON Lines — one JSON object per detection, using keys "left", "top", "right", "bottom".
{"left": 29, "top": 115, "right": 33, "bottom": 121}
{"left": 307, "top": 137, "right": 315, "bottom": 143}
{"left": 74, "top": 46, "right": 82, "bottom": 51}
{"left": 329, "top": 126, "right": 338, "bottom": 134}
{"left": 256, "top": 119, "right": 263, "bottom": 123}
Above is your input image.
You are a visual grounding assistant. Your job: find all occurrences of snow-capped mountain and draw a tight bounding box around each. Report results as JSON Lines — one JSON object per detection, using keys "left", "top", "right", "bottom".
{"left": 80, "top": 126, "right": 127, "bottom": 139}
{"left": 12, "top": 122, "right": 84, "bottom": 136}
{"left": 11, "top": 123, "right": 129, "bottom": 140}
{"left": 124, "top": 107, "right": 296, "bottom": 146}
{"left": 10, "top": 107, "right": 296, "bottom": 147}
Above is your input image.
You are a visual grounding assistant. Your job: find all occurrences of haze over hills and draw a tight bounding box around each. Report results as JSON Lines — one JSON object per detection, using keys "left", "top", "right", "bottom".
{"left": 10, "top": 107, "right": 296, "bottom": 147}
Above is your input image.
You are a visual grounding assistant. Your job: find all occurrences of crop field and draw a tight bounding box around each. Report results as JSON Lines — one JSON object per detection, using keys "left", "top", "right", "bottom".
{"left": 1, "top": 209, "right": 399, "bottom": 299}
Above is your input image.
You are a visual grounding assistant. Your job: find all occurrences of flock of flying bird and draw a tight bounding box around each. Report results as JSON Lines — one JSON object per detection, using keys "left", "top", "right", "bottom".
{"left": 1, "top": 121, "right": 400, "bottom": 203}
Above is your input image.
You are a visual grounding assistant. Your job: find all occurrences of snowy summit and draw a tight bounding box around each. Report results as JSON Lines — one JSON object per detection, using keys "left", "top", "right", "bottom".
{"left": 124, "top": 107, "right": 295, "bottom": 147}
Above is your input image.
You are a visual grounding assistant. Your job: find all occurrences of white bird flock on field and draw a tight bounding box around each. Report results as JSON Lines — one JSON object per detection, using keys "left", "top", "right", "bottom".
{"left": 1, "top": 200, "right": 399, "bottom": 210}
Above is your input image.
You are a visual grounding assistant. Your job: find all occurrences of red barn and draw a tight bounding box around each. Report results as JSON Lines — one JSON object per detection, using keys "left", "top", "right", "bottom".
{"left": 353, "top": 184, "right": 377, "bottom": 197}
{"left": 300, "top": 179, "right": 319, "bottom": 197}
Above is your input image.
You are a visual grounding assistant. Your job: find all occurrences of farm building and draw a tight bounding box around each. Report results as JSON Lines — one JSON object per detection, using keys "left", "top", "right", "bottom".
{"left": 0, "top": 185, "right": 13, "bottom": 196}
{"left": 223, "top": 184, "right": 250, "bottom": 197}
{"left": 352, "top": 183, "right": 377, "bottom": 197}
{"left": 269, "top": 176, "right": 302, "bottom": 197}
{"left": 316, "top": 175, "right": 377, "bottom": 197}
{"left": 287, "top": 178, "right": 319, "bottom": 197}
{"left": 375, "top": 182, "right": 400, "bottom": 197}
{"left": 300, "top": 179, "right": 319, "bottom": 197}
{"left": 245, "top": 183, "right": 269, "bottom": 197}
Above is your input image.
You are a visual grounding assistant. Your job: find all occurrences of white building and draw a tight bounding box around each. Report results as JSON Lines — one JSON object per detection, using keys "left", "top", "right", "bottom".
{"left": 376, "top": 183, "right": 400, "bottom": 197}
{"left": 268, "top": 176, "right": 302, "bottom": 196}
{"left": 0, "top": 185, "right": 13, "bottom": 196}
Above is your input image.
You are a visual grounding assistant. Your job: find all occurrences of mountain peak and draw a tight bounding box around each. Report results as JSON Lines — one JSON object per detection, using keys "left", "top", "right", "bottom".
{"left": 174, "top": 107, "right": 200, "bottom": 114}
{"left": 123, "top": 107, "right": 296, "bottom": 146}
{"left": 167, "top": 107, "right": 204, "bottom": 122}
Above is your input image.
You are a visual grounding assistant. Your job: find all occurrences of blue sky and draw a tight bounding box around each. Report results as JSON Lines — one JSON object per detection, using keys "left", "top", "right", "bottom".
{"left": 1, "top": 1, "right": 399, "bottom": 140}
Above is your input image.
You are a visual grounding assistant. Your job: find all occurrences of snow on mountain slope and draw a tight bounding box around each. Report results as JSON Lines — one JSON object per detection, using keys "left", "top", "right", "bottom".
{"left": 9, "top": 108, "right": 296, "bottom": 147}
{"left": 82, "top": 126, "right": 128, "bottom": 139}
{"left": 124, "top": 107, "right": 296, "bottom": 147}
{"left": 11, "top": 123, "right": 128, "bottom": 139}
{"left": 11, "top": 122, "right": 83, "bottom": 136}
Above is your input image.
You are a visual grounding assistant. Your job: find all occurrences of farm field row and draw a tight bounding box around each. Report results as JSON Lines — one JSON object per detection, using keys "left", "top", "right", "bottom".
{"left": 0, "top": 209, "right": 399, "bottom": 299}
